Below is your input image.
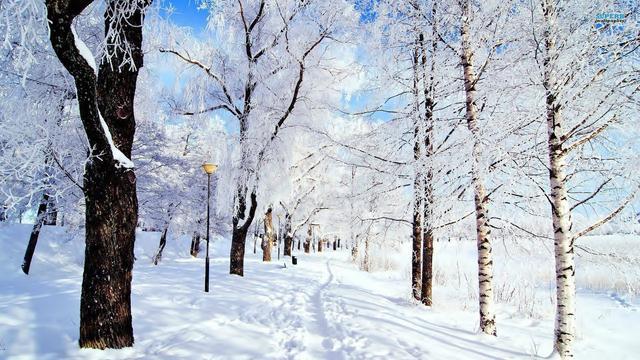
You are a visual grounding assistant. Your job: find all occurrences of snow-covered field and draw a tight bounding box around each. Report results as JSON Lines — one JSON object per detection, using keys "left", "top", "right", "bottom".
{"left": 0, "top": 224, "right": 638, "bottom": 359}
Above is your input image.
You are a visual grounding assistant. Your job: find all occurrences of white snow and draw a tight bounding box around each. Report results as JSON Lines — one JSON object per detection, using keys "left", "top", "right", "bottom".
{"left": 70, "top": 25, "right": 97, "bottom": 74}
{"left": 0, "top": 224, "right": 638, "bottom": 359}
{"left": 98, "top": 112, "right": 135, "bottom": 169}
{"left": 70, "top": 24, "right": 134, "bottom": 169}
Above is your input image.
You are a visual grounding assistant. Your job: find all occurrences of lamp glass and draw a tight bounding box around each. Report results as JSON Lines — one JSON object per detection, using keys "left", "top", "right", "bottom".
{"left": 202, "top": 163, "right": 218, "bottom": 175}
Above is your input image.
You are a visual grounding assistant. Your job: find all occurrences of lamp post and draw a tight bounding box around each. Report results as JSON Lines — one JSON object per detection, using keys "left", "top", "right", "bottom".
{"left": 202, "top": 162, "right": 218, "bottom": 293}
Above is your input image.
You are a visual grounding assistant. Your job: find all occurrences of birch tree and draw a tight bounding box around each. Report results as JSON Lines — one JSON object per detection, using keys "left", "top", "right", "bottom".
{"left": 532, "top": 1, "right": 640, "bottom": 356}
{"left": 457, "top": 0, "right": 497, "bottom": 336}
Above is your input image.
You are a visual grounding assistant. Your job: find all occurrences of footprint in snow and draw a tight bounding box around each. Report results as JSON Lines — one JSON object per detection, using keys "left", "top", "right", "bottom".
{"left": 610, "top": 292, "right": 632, "bottom": 309}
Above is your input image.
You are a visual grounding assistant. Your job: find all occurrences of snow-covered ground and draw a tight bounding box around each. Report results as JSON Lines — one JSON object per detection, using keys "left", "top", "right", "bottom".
{"left": 0, "top": 224, "right": 638, "bottom": 359}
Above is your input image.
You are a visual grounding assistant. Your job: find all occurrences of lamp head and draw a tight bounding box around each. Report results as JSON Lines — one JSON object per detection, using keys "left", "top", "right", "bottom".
{"left": 202, "top": 162, "right": 218, "bottom": 175}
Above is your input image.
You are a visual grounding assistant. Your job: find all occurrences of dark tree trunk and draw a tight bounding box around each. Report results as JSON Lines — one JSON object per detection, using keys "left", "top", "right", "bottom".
{"left": 412, "top": 183, "right": 423, "bottom": 300}
{"left": 304, "top": 241, "right": 310, "bottom": 253}
{"left": 154, "top": 207, "right": 174, "bottom": 265}
{"left": 22, "top": 147, "right": 56, "bottom": 273}
{"left": 21, "top": 192, "right": 49, "bottom": 275}
{"left": 421, "top": 229, "right": 434, "bottom": 305}
{"left": 230, "top": 227, "right": 248, "bottom": 276}
{"left": 190, "top": 232, "right": 201, "bottom": 257}
{"left": 230, "top": 191, "right": 257, "bottom": 276}
{"left": 254, "top": 236, "right": 258, "bottom": 254}
{"left": 297, "top": 238, "right": 301, "bottom": 251}
{"left": 283, "top": 214, "right": 292, "bottom": 256}
{"left": 284, "top": 234, "right": 293, "bottom": 256}
{"left": 153, "top": 225, "right": 169, "bottom": 265}
{"left": 81, "top": 161, "right": 138, "bottom": 349}
{"left": 46, "top": 0, "right": 151, "bottom": 349}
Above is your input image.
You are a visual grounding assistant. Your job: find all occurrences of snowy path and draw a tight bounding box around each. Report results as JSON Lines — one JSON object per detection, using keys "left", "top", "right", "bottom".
{"left": 1, "top": 226, "right": 640, "bottom": 359}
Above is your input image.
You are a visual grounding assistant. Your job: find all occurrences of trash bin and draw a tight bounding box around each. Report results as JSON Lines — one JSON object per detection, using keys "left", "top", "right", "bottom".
{"left": 292, "top": 256, "right": 297, "bottom": 265}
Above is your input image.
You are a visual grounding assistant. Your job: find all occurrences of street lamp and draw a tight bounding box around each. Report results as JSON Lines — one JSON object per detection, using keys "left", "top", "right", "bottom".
{"left": 202, "top": 162, "right": 218, "bottom": 292}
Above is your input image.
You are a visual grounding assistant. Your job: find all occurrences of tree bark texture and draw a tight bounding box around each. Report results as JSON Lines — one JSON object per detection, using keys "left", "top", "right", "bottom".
{"left": 230, "top": 190, "right": 257, "bottom": 276}
{"left": 542, "top": 1, "right": 576, "bottom": 357}
{"left": 283, "top": 213, "right": 293, "bottom": 256}
{"left": 411, "top": 41, "right": 424, "bottom": 302}
{"left": 262, "top": 207, "right": 274, "bottom": 262}
{"left": 419, "top": 27, "right": 436, "bottom": 307}
{"left": 46, "top": 0, "right": 151, "bottom": 349}
{"left": 460, "top": 0, "right": 496, "bottom": 336}
{"left": 190, "top": 232, "right": 201, "bottom": 257}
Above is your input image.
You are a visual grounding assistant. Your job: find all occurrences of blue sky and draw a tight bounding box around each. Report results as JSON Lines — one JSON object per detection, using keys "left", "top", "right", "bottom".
{"left": 162, "top": 1, "right": 208, "bottom": 30}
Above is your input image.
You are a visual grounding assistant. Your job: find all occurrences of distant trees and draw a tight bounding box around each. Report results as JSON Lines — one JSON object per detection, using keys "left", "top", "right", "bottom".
{"left": 0, "top": 15, "right": 83, "bottom": 273}
{"left": 162, "top": 0, "right": 353, "bottom": 276}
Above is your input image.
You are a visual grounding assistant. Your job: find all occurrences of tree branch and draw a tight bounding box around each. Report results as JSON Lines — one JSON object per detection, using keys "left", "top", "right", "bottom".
{"left": 574, "top": 185, "right": 640, "bottom": 239}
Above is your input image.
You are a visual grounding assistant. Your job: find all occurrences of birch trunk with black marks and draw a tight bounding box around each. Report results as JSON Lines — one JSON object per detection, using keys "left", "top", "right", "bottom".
{"left": 46, "top": 0, "right": 151, "bottom": 349}
{"left": 460, "top": 0, "right": 496, "bottom": 336}
{"left": 420, "top": 21, "right": 436, "bottom": 306}
{"left": 262, "top": 206, "right": 274, "bottom": 262}
{"left": 542, "top": 1, "right": 575, "bottom": 357}
{"left": 283, "top": 211, "right": 293, "bottom": 256}
{"left": 411, "top": 41, "right": 424, "bottom": 302}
